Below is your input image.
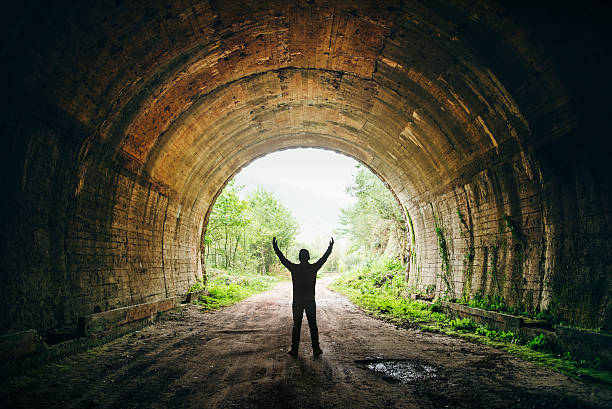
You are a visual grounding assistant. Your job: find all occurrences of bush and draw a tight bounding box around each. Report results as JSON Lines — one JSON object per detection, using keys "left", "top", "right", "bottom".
{"left": 193, "top": 270, "right": 282, "bottom": 310}
{"left": 450, "top": 318, "right": 477, "bottom": 332}
{"left": 527, "top": 334, "right": 553, "bottom": 351}
{"left": 330, "top": 258, "right": 448, "bottom": 324}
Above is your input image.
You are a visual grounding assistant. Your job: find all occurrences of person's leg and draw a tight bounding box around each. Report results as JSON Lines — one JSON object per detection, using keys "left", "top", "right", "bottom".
{"left": 290, "top": 301, "right": 304, "bottom": 354}
{"left": 304, "top": 299, "right": 321, "bottom": 354}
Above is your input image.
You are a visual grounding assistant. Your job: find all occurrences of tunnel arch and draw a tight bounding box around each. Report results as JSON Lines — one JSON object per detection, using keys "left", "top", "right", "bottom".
{"left": 1, "top": 0, "right": 611, "bottom": 336}
{"left": 198, "top": 144, "right": 411, "bottom": 266}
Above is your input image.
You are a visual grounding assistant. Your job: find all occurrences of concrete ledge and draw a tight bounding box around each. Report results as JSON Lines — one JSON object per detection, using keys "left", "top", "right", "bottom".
{"left": 437, "top": 302, "right": 611, "bottom": 368}
{"left": 556, "top": 325, "right": 612, "bottom": 368}
{"left": 77, "top": 297, "right": 179, "bottom": 336}
{"left": 0, "top": 330, "right": 47, "bottom": 362}
{"left": 0, "top": 304, "right": 180, "bottom": 381}
{"left": 1, "top": 319, "right": 155, "bottom": 381}
{"left": 440, "top": 301, "right": 523, "bottom": 331}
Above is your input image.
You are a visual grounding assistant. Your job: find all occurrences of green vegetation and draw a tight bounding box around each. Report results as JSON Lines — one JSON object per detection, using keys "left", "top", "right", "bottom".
{"left": 449, "top": 318, "right": 477, "bottom": 332}
{"left": 336, "top": 164, "right": 407, "bottom": 269}
{"left": 190, "top": 269, "right": 283, "bottom": 310}
{"left": 203, "top": 181, "right": 299, "bottom": 274}
{"left": 329, "top": 258, "right": 448, "bottom": 324}
{"left": 330, "top": 261, "right": 612, "bottom": 384}
{"left": 526, "top": 333, "right": 553, "bottom": 351}
{"left": 474, "top": 326, "right": 519, "bottom": 343}
{"left": 197, "top": 181, "right": 296, "bottom": 311}
{"left": 456, "top": 291, "right": 556, "bottom": 322}
{"left": 431, "top": 207, "right": 452, "bottom": 297}
{"left": 457, "top": 208, "right": 475, "bottom": 304}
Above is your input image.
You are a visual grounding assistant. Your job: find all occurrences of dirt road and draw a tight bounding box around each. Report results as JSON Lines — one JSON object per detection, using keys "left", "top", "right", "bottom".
{"left": 2, "top": 276, "right": 611, "bottom": 408}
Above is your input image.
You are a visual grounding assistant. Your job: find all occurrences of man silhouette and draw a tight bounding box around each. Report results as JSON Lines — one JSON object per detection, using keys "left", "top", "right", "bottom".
{"left": 272, "top": 237, "right": 334, "bottom": 357}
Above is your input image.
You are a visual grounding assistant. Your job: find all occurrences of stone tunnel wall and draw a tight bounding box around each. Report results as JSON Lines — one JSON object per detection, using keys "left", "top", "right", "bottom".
{"left": 1, "top": 0, "right": 611, "bottom": 337}
{"left": 1, "top": 103, "right": 202, "bottom": 333}
{"left": 407, "top": 148, "right": 549, "bottom": 313}
{"left": 407, "top": 136, "right": 611, "bottom": 329}
{"left": 402, "top": 2, "right": 612, "bottom": 329}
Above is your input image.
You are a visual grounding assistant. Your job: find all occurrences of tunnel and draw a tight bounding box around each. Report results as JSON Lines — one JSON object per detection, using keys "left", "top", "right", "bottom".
{"left": 1, "top": 0, "right": 611, "bottom": 359}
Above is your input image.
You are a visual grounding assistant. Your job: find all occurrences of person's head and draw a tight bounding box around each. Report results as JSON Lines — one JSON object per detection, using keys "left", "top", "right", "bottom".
{"left": 298, "top": 249, "right": 310, "bottom": 263}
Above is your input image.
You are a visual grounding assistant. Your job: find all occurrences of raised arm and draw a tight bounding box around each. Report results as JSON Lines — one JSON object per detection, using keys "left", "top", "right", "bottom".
{"left": 272, "top": 237, "right": 293, "bottom": 270}
{"left": 313, "top": 237, "right": 334, "bottom": 271}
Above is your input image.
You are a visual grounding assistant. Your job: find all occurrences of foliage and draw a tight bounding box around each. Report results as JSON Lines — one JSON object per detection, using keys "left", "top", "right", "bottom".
{"left": 448, "top": 318, "right": 519, "bottom": 342}
{"left": 457, "top": 291, "right": 558, "bottom": 323}
{"left": 189, "top": 280, "right": 206, "bottom": 292}
{"left": 331, "top": 265, "right": 612, "bottom": 384}
{"left": 191, "top": 269, "right": 282, "bottom": 310}
{"left": 203, "top": 180, "right": 249, "bottom": 269}
{"left": 527, "top": 334, "right": 552, "bottom": 351}
{"left": 336, "top": 165, "right": 407, "bottom": 268}
{"left": 203, "top": 182, "right": 298, "bottom": 274}
{"left": 449, "top": 318, "right": 477, "bottom": 332}
{"left": 432, "top": 208, "right": 453, "bottom": 297}
{"left": 244, "top": 188, "right": 299, "bottom": 274}
{"left": 330, "top": 258, "right": 449, "bottom": 324}
{"left": 461, "top": 292, "right": 509, "bottom": 313}
{"left": 474, "top": 326, "right": 519, "bottom": 343}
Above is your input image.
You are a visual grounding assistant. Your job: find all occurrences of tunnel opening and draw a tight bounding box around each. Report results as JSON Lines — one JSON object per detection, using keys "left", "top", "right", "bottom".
{"left": 194, "top": 147, "right": 411, "bottom": 308}
{"left": 1, "top": 2, "right": 611, "bottom": 388}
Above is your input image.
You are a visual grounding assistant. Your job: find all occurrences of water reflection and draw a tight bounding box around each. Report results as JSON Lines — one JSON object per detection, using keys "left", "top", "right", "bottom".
{"left": 356, "top": 359, "right": 437, "bottom": 383}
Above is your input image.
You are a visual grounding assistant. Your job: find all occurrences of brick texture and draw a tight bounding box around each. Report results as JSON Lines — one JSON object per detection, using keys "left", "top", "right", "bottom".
{"left": 1, "top": 0, "right": 610, "bottom": 335}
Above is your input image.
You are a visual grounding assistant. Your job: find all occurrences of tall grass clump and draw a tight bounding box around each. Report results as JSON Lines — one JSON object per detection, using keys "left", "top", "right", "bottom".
{"left": 329, "top": 258, "right": 448, "bottom": 324}
{"left": 191, "top": 269, "right": 283, "bottom": 310}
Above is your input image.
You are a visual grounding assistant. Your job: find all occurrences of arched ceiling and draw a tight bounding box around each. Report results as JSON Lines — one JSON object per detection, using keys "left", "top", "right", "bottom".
{"left": 46, "top": 0, "right": 534, "bottom": 217}
{"left": 141, "top": 66, "right": 521, "bottom": 213}
{"left": 2, "top": 1, "right": 546, "bottom": 209}
{"left": 3, "top": 0, "right": 611, "bottom": 333}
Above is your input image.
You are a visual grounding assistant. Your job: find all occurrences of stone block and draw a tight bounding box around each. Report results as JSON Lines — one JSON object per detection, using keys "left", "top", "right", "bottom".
{"left": 440, "top": 301, "right": 523, "bottom": 331}
{"left": 555, "top": 325, "right": 612, "bottom": 368}
{"left": 77, "top": 297, "right": 179, "bottom": 336}
{"left": 0, "top": 330, "right": 47, "bottom": 362}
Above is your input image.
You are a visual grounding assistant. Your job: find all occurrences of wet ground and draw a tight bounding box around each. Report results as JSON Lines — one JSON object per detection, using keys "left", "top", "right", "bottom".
{"left": 1, "top": 276, "right": 611, "bottom": 408}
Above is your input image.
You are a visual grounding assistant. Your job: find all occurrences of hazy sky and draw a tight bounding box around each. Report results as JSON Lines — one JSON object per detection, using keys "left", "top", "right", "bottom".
{"left": 233, "top": 148, "right": 358, "bottom": 246}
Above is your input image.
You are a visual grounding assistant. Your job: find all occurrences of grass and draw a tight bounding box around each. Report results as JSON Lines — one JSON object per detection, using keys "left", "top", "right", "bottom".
{"left": 456, "top": 291, "right": 557, "bottom": 322}
{"left": 329, "top": 260, "right": 612, "bottom": 386}
{"left": 328, "top": 260, "right": 450, "bottom": 326}
{"left": 190, "top": 269, "right": 284, "bottom": 310}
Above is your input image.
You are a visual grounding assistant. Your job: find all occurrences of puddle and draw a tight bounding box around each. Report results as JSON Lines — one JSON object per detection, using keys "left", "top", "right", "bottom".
{"left": 356, "top": 358, "right": 437, "bottom": 383}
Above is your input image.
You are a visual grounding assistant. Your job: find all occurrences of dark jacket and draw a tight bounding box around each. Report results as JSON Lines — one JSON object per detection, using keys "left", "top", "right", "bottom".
{"left": 273, "top": 242, "right": 332, "bottom": 300}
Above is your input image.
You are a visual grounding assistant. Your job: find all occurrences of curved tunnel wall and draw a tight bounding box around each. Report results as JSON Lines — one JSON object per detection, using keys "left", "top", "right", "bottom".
{"left": 1, "top": 0, "right": 610, "bottom": 335}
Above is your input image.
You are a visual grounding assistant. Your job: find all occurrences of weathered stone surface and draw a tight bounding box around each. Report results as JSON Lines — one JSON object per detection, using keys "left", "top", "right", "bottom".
{"left": 77, "top": 297, "right": 179, "bottom": 336}
{"left": 556, "top": 325, "right": 612, "bottom": 368}
{"left": 440, "top": 302, "right": 524, "bottom": 332}
{"left": 0, "top": 330, "right": 47, "bottom": 362}
{"left": 0, "top": 0, "right": 610, "bottom": 340}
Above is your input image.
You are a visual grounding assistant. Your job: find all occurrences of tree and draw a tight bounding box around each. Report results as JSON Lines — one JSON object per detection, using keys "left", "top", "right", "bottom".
{"left": 203, "top": 183, "right": 299, "bottom": 274}
{"left": 203, "top": 180, "right": 250, "bottom": 269}
{"left": 246, "top": 188, "right": 299, "bottom": 274}
{"left": 337, "top": 165, "right": 407, "bottom": 267}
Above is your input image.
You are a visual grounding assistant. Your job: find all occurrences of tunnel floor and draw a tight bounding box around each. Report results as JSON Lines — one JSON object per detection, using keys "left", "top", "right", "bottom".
{"left": 1, "top": 277, "right": 610, "bottom": 409}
